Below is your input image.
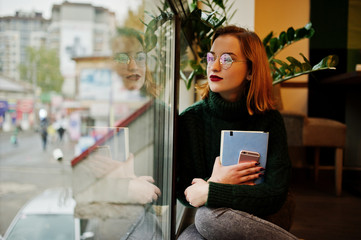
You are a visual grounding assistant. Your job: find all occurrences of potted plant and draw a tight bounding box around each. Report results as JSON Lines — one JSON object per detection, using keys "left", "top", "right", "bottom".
{"left": 143, "top": 0, "right": 236, "bottom": 89}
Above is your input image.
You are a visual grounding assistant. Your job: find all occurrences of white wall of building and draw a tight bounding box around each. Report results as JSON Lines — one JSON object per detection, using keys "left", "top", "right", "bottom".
{"left": 60, "top": 21, "right": 94, "bottom": 74}
{"left": 30, "top": 31, "right": 47, "bottom": 49}
{"left": 48, "top": 3, "right": 116, "bottom": 98}
{"left": 0, "top": 31, "right": 20, "bottom": 80}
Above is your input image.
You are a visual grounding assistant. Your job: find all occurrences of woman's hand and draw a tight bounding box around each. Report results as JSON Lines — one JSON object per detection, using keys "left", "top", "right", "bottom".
{"left": 208, "top": 157, "right": 264, "bottom": 185}
{"left": 184, "top": 178, "right": 209, "bottom": 207}
{"left": 128, "top": 176, "right": 161, "bottom": 204}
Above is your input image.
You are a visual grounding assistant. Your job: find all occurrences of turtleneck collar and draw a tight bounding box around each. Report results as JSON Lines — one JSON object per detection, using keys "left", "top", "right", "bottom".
{"left": 206, "top": 90, "right": 250, "bottom": 121}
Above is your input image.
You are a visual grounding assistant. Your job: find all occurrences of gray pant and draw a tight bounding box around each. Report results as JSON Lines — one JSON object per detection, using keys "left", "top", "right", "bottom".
{"left": 178, "top": 207, "right": 298, "bottom": 240}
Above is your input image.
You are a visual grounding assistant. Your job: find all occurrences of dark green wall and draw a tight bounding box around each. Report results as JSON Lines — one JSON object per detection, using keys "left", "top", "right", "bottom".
{"left": 308, "top": 0, "right": 349, "bottom": 121}
{"left": 347, "top": 0, "right": 361, "bottom": 72}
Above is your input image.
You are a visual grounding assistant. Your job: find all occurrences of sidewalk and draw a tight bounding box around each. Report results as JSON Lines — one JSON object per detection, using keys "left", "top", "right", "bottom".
{"left": 0, "top": 129, "right": 77, "bottom": 167}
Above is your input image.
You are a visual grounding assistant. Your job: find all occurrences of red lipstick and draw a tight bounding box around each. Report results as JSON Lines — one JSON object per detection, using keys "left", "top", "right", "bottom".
{"left": 210, "top": 75, "right": 223, "bottom": 82}
{"left": 127, "top": 74, "right": 141, "bottom": 81}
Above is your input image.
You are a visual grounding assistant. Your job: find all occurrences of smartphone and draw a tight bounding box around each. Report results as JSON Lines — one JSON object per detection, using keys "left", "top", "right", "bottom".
{"left": 238, "top": 150, "right": 260, "bottom": 163}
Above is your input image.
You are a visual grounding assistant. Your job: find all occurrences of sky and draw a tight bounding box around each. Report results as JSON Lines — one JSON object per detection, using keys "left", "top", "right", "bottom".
{"left": 0, "top": 0, "right": 142, "bottom": 24}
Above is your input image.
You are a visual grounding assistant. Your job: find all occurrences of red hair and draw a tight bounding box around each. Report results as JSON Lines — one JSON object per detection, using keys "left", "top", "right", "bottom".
{"left": 196, "top": 25, "right": 275, "bottom": 115}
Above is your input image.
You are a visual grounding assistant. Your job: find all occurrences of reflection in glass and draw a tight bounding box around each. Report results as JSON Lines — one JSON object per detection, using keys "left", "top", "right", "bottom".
{"left": 111, "top": 27, "right": 159, "bottom": 97}
{"left": 72, "top": 126, "right": 163, "bottom": 238}
{"left": 6, "top": 215, "right": 75, "bottom": 240}
{"left": 0, "top": 0, "right": 175, "bottom": 239}
{"left": 71, "top": 1, "right": 176, "bottom": 239}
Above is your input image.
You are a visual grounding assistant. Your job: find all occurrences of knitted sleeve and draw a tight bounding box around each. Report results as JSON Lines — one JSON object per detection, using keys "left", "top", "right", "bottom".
{"left": 206, "top": 110, "right": 291, "bottom": 216}
{"left": 175, "top": 104, "right": 207, "bottom": 207}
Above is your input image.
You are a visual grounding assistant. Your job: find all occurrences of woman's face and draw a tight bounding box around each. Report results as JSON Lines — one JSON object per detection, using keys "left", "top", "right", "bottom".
{"left": 112, "top": 37, "right": 146, "bottom": 91}
{"left": 207, "top": 35, "right": 249, "bottom": 102}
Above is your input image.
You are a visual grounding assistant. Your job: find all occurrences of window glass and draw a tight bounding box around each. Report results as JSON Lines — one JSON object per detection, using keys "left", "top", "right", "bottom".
{"left": 0, "top": 1, "right": 175, "bottom": 239}
{"left": 6, "top": 215, "right": 75, "bottom": 240}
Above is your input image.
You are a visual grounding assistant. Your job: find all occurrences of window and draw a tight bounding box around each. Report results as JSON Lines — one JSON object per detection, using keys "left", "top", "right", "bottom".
{"left": 1, "top": 0, "right": 177, "bottom": 239}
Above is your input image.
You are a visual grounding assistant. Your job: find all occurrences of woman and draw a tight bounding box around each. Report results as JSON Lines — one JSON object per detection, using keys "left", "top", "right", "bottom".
{"left": 176, "top": 25, "right": 297, "bottom": 239}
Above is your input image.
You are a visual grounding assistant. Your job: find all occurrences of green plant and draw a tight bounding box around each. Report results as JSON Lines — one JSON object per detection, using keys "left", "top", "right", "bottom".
{"left": 263, "top": 23, "right": 338, "bottom": 85}
{"left": 143, "top": 0, "right": 235, "bottom": 89}
{"left": 19, "top": 46, "right": 63, "bottom": 93}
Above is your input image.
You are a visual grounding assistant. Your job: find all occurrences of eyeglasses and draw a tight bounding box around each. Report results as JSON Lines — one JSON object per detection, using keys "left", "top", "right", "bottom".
{"left": 205, "top": 52, "right": 248, "bottom": 70}
{"left": 114, "top": 52, "right": 146, "bottom": 66}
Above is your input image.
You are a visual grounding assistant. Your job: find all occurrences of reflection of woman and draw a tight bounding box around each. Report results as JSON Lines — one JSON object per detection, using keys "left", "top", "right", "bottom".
{"left": 111, "top": 29, "right": 167, "bottom": 205}
{"left": 109, "top": 28, "right": 163, "bottom": 204}
{"left": 112, "top": 28, "right": 158, "bottom": 97}
{"left": 74, "top": 28, "right": 165, "bottom": 240}
{"left": 110, "top": 28, "right": 164, "bottom": 240}
{"left": 112, "top": 37, "right": 146, "bottom": 91}
{"left": 177, "top": 26, "right": 297, "bottom": 239}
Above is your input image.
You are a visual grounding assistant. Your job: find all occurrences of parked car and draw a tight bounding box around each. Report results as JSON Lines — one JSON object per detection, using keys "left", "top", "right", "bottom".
{"left": 0, "top": 188, "right": 94, "bottom": 240}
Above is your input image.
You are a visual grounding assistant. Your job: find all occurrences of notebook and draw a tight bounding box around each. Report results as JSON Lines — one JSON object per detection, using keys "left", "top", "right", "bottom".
{"left": 220, "top": 130, "right": 269, "bottom": 184}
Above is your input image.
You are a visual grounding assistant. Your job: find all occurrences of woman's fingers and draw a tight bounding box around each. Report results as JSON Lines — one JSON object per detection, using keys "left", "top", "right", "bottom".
{"left": 128, "top": 177, "right": 161, "bottom": 204}
{"left": 155, "top": 185, "right": 162, "bottom": 197}
{"left": 233, "top": 161, "right": 260, "bottom": 170}
{"left": 242, "top": 180, "right": 256, "bottom": 186}
{"left": 229, "top": 163, "right": 265, "bottom": 184}
{"left": 153, "top": 186, "right": 162, "bottom": 200}
{"left": 138, "top": 175, "right": 155, "bottom": 183}
{"left": 191, "top": 178, "right": 203, "bottom": 184}
{"left": 239, "top": 166, "right": 264, "bottom": 175}
{"left": 240, "top": 172, "right": 264, "bottom": 184}
{"left": 233, "top": 161, "right": 265, "bottom": 175}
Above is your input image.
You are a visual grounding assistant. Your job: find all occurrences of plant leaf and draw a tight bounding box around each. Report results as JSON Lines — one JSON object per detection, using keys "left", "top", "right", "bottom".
{"left": 295, "top": 28, "right": 308, "bottom": 40}
{"left": 304, "top": 22, "right": 312, "bottom": 30}
{"left": 190, "top": 1, "right": 197, "bottom": 11}
{"left": 180, "top": 70, "right": 188, "bottom": 81}
{"left": 263, "top": 31, "right": 273, "bottom": 46}
{"left": 187, "top": 70, "right": 196, "bottom": 89}
{"left": 299, "top": 53, "right": 312, "bottom": 70}
{"left": 272, "top": 55, "right": 338, "bottom": 85}
{"left": 287, "top": 27, "right": 295, "bottom": 42}
{"left": 272, "top": 59, "right": 289, "bottom": 74}
{"left": 306, "top": 27, "right": 315, "bottom": 38}
{"left": 312, "top": 55, "right": 339, "bottom": 70}
{"left": 299, "top": 53, "right": 311, "bottom": 65}
{"left": 265, "top": 45, "right": 272, "bottom": 59}
{"left": 270, "top": 38, "right": 280, "bottom": 54}
{"left": 213, "top": 0, "right": 226, "bottom": 9}
{"left": 301, "top": 62, "right": 312, "bottom": 71}
{"left": 286, "top": 56, "right": 303, "bottom": 69}
{"left": 279, "top": 31, "right": 287, "bottom": 46}
{"left": 144, "top": 33, "right": 157, "bottom": 53}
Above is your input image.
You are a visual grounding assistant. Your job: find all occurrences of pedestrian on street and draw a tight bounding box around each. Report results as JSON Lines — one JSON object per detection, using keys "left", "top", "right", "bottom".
{"left": 39, "top": 109, "right": 49, "bottom": 151}
{"left": 57, "top": 116, "right": 67, "bottom": 143}
{"left": 40, "top": 118, "right": 48, "bottom": 151}
{"left": 10, "top": 124, "right": 21, "bottom": 146}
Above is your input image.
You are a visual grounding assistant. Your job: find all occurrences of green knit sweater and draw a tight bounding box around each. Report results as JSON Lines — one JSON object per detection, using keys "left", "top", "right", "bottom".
{"left": 176, "top": 90, "right": 291, "bottom": 217}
